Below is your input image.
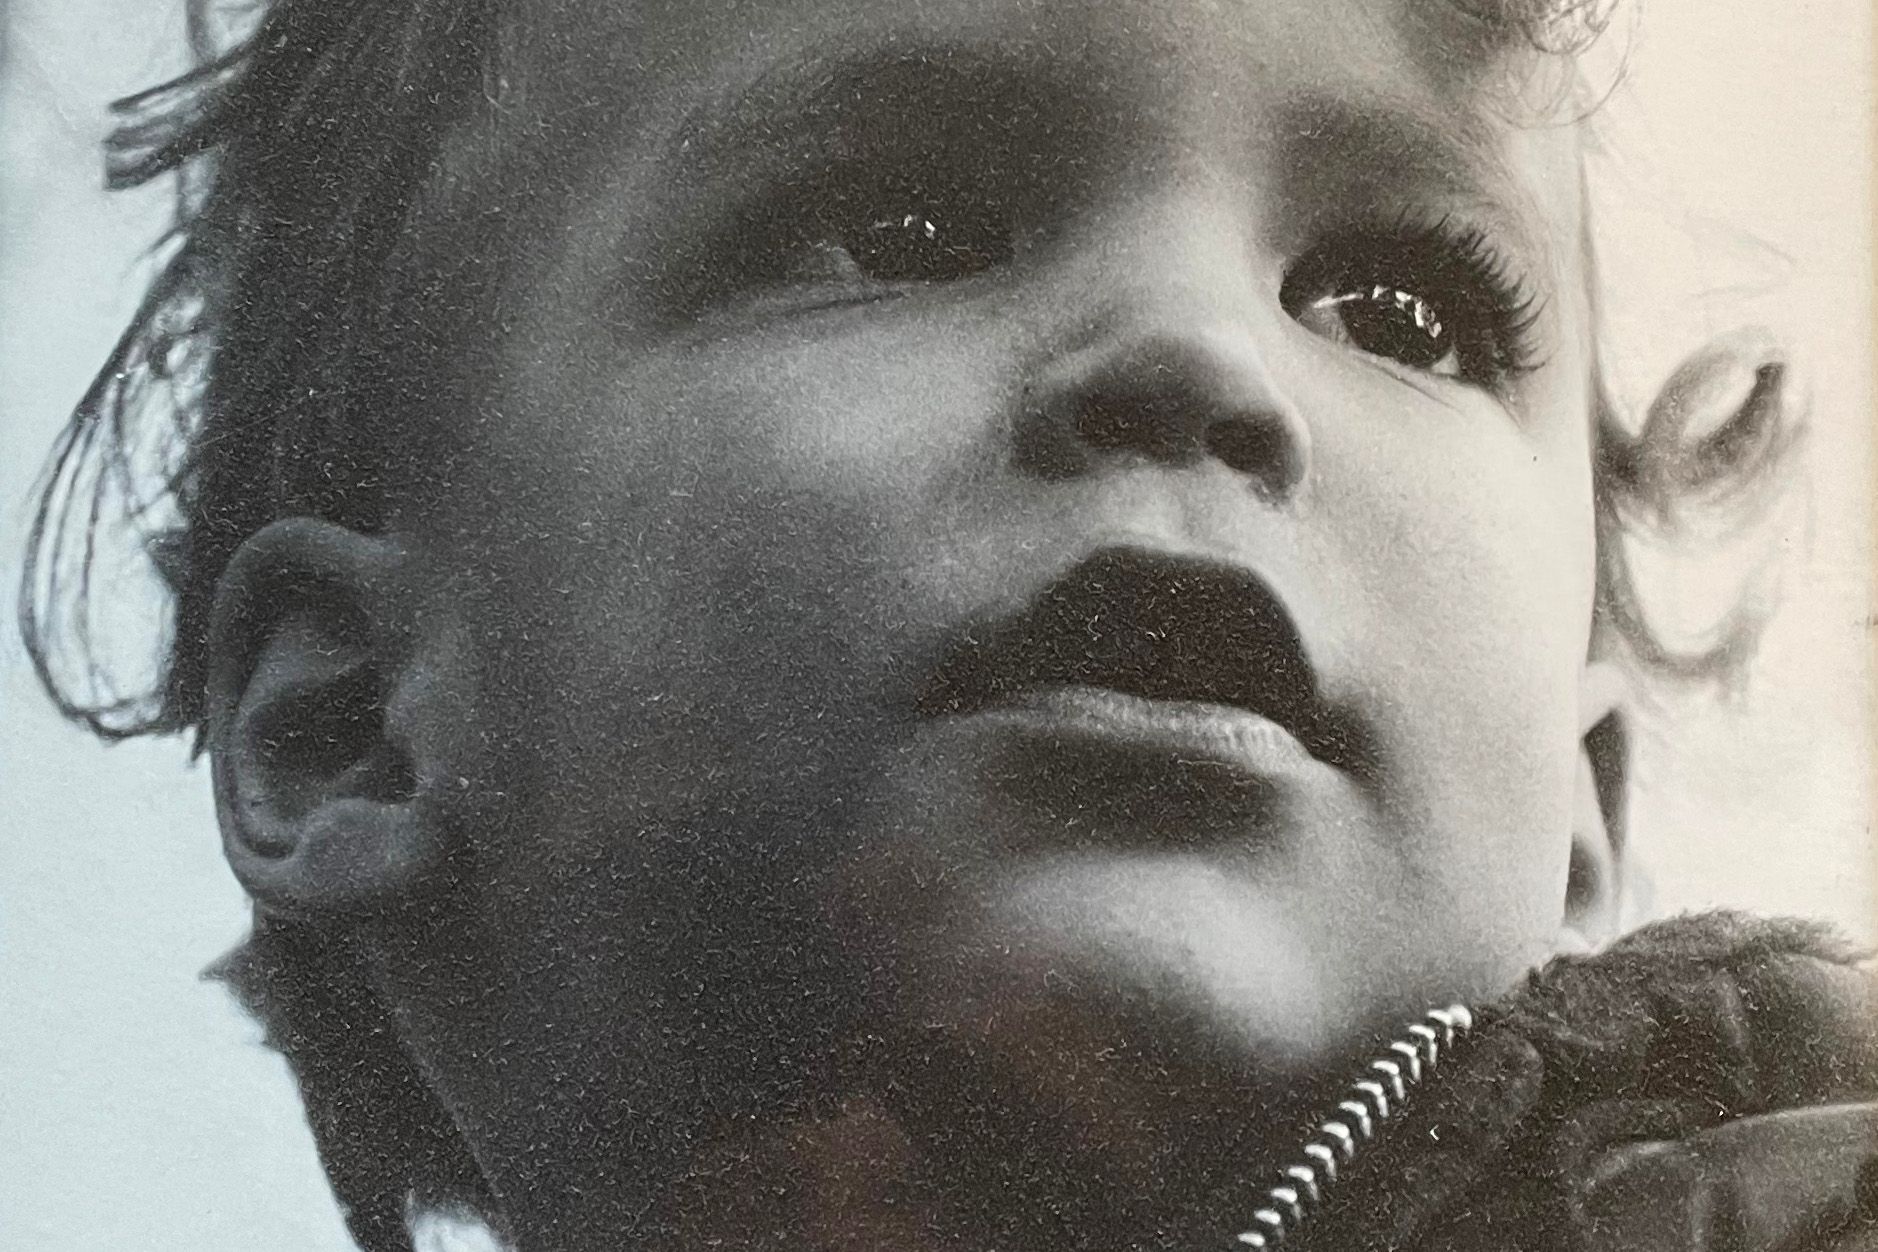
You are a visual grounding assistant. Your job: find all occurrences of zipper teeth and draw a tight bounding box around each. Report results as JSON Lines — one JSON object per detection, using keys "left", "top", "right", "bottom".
{"left": 1229, "top": 1003, "right": 1476, "bottom": 1250}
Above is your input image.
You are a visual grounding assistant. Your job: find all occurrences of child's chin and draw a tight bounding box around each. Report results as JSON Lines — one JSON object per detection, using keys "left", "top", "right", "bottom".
{"left": 831, "top": 742, "right": 1443, "bottom": 1068}
{"left": 803, "top": 862, "right": 1406, "bottom": 1231}
{"left": 788, "top": 740, "right": 1528, "bottom": 1246}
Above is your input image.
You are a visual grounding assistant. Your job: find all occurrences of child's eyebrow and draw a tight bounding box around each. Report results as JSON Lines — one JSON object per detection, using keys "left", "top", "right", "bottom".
{"left": 1274, "top": 93, "right": 1563, "bottom": 276}
{"left": 657, "top": 39, "right": 1093, "bottom": 175}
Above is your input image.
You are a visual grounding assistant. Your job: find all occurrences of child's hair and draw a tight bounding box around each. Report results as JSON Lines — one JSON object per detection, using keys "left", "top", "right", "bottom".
{"left": 17, "top": 0, "right": 1799, "bottom": 1245}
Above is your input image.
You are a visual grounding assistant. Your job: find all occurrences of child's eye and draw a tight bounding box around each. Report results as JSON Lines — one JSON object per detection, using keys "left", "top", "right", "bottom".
{"left": 689, "top": 173, "right": 1018, "bottom": 317}
{"left": 1280, "top": 218, "right": 1544, "bottom": 390}
{"left": 824, "top": 199, "right": 1015, "bottom": 285}
{"left": 1297, "top": 283, "right": 1459, "bottom": 376}
{"left": 717, "top": 167, "right": 1021, "bottom": 310}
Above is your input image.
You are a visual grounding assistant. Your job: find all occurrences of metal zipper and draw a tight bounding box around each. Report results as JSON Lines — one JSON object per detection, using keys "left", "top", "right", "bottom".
{"left": 1229, "top": 1003, "right": 1476, "bottom": 1249}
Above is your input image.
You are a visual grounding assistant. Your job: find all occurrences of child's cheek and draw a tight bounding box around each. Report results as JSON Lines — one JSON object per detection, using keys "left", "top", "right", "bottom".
{"left": 445, "top": 296, "right": 1013, "bottom": 825}
{"left": 1299, "top": 362, "right": 1597, "bottom": 932}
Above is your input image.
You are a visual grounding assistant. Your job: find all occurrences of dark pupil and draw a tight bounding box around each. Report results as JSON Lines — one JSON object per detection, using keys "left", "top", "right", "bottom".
{"left": 846, "top": 204, "right": 1008, "bottom": 283}
{"left": 1336, "top": 284, "right": 1451, "bottom": 369}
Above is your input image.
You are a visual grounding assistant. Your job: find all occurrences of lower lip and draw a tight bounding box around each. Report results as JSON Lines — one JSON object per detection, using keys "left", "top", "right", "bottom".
{"left": 948, "top": 686, "right": 1317, "bottom": 776}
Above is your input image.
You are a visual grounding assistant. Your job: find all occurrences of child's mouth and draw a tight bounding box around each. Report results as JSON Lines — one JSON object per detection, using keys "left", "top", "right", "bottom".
{"left": 914, "top": 546, "right": 1365, "bottom": 778}
{"left": 946, "top": 683, "right": 1315, "bottom": 773}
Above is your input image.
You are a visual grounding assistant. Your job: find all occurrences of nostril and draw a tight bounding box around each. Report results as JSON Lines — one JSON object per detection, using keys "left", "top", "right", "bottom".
{"left": 1075, "top": 394, "right": 1138, "bottom": 451}
{"left": 1204, "top": 416, "right": 1295, "bottom": 487}
{"left": 1017, "top": 331, "right": 1309, "bottom": 490}
{"left": 1075, "top": 372, "right": 1200, "bottom": 461}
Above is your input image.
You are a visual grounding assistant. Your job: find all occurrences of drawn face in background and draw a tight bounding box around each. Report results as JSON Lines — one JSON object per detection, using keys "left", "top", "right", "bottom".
{"left": 343, "top": 0, "right": 1607, "bottom": 1241}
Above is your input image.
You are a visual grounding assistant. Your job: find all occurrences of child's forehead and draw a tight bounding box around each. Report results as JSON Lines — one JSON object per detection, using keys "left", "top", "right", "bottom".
{"left": 474, "top": 0, "right": 1586, "bottom": 282}
{"left": 512, "top": 0, "right": 1544, "bottom": 120}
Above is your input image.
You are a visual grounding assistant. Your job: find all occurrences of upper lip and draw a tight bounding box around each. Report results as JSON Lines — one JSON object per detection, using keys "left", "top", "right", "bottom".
{"left": 915, "top": 547, "right": 1346, "bottom": 763}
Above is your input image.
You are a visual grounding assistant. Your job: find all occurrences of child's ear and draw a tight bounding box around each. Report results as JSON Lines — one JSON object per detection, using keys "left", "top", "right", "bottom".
{"left": 1560, "top": 660, "right": 1631, "bottom": 954}
{"left": 203, "top": 518, "right": 452, "bottom": 921}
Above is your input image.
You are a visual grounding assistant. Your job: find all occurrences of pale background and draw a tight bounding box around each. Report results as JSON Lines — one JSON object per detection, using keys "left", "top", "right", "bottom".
{"left": 2, "top": 2, "right": 1871, "bottom": 1248}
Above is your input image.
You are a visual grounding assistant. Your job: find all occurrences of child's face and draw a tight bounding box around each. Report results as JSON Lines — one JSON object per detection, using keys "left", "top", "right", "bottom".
{"left": 413, "top": 0, "right": 1599, "bottom": 1212}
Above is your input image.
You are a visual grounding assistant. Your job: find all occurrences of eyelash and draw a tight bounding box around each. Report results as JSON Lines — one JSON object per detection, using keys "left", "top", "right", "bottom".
{"left": 1279, "top": 214, "right": 1547, "bottom": 391}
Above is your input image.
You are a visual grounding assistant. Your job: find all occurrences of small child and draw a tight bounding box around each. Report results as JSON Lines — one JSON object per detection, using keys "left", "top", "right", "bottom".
{"left": 22, "top": 0, "right": 1876, "bottom": 1249}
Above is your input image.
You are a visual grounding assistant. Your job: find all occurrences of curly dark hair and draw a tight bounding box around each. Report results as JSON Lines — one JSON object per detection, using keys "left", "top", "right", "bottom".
{"left": 17, "top": 0, "right": 1795, "bottom": 1246}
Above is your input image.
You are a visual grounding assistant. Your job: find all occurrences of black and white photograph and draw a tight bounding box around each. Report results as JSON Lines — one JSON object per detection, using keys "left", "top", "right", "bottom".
{"left": 2, "top": 1, "right": 1873, "bottom": 1248}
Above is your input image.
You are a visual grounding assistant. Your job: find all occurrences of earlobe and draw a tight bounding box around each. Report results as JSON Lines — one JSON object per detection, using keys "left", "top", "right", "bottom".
{"left": 1560, "top": 660, "right": 1631, "bottom": 954}
{"left": 205, "top": 518, "right": 451, "bottom": 921}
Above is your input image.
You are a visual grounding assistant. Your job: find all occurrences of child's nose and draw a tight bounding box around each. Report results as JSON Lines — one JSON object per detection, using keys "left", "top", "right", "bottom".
{"left": 1014, "top": 317, "right": 1311, "bottom": 503}
{"left": 1014, "top": 199, "right": 1322, "bottom": 510}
